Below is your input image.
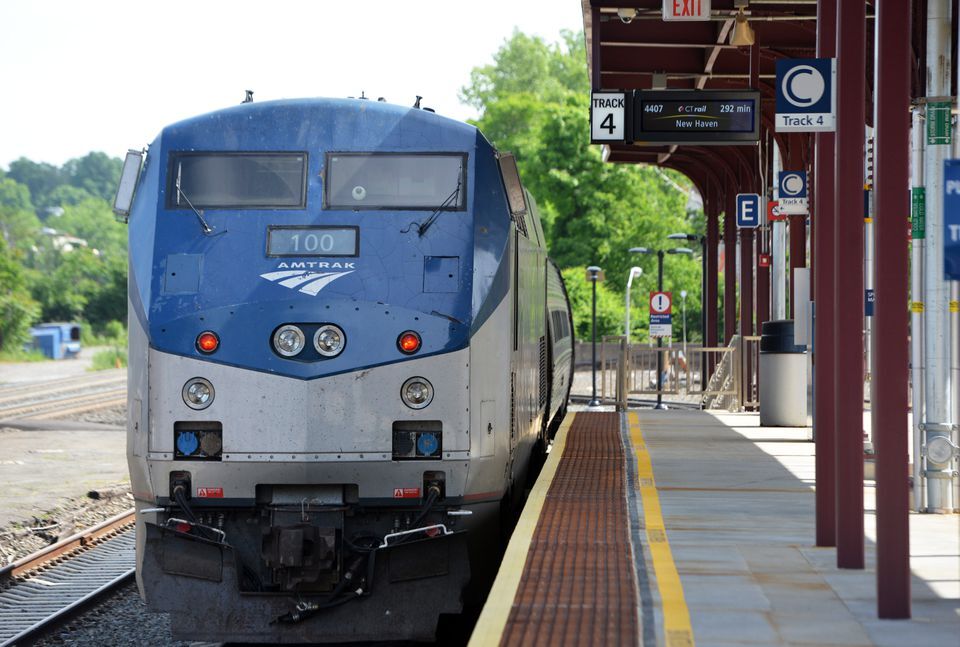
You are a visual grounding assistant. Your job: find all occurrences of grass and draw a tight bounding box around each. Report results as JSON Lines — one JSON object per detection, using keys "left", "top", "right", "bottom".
{"left": 0, "top": 347, "right": 49, "bottom": 362}
{"left": 90, "top": 347, "right": 127, "bottom": 371}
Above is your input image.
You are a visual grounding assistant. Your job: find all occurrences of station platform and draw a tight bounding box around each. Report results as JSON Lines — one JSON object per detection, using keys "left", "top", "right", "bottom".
{"left": 469, "top": 409, "right": 960, "bottom": 647}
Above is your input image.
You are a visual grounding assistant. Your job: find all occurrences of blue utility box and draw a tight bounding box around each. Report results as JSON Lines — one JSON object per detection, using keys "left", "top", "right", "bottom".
{"left": 27, "top": 323, "right": 82, "bottom": 359}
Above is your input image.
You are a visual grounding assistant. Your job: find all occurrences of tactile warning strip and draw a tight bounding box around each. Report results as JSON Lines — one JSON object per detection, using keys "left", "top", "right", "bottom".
{"left": 501, "top": 412, "right": 639, "bottom": 646}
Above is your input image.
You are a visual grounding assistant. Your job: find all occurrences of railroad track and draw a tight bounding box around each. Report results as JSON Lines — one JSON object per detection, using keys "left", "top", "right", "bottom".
{"left": 0, "top": 510, "right": 136, "bottom": 646}
{"left": 0, "top": 371, "right": 126, "bottom": 421}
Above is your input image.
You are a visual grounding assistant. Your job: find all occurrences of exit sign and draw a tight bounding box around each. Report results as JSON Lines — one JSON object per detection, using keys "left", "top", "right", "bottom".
{"left": 663, "top": 0, "right": 711, "bottom": 21}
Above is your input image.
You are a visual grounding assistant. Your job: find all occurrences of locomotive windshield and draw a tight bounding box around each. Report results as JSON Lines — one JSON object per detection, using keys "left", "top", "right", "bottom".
{"left": 168, "top": 153, "right": 307, "bottom": 209}
{"left": 325, "top": 153, "right": 466, "bottom": 210}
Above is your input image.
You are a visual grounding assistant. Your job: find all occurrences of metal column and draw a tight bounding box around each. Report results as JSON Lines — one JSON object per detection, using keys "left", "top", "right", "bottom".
{"left": 874, "top": 0, "right": 912, "bottom": 618}
{"left": 922, "top": 0, "right": 955, "bottom": 513}
{"left": 740, "top": 229, "right": 755, "bottom": 337}
{"left": 772, "top": 142, "right": 788, "bottom": 320}
{"left": 725, "top": 189, "right": 738, "bottom": 344}
{"left": 707, "top": 194, "right": 720, "bottom": 354}
{"left": 813, "top": 0, "right": 837, "bottom": 548}
{"left": 834, "top": 0, "right": 866, "bottom": 569}
{"left": 911, "top": 108, "right": 926, "bottom": 513}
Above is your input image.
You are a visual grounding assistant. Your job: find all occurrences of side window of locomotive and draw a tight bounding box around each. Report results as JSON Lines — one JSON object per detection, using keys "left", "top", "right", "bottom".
{"left": 324, "top": 153, "right": 466, "bottom": 210}
{"left": 497, "top": 153, "right": 529, "bottom": 238}
{"left": 167, "top": 153, "right": 307, "bottom": 209}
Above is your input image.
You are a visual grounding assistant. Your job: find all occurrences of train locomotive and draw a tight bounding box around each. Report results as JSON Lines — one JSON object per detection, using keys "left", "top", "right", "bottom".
{"left": 116, "top": 97, "right": 573, "bottom": 643}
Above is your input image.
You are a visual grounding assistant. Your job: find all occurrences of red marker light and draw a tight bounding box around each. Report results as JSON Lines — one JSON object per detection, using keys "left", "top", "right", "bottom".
{"left": 175, "top": 521, "right": 192, "bottom": 534}
{"left": 397, "top": 331, "right": 421, "bottom": 354}
{"left": 196, "top": 331, "right": 220, "bottom": 354}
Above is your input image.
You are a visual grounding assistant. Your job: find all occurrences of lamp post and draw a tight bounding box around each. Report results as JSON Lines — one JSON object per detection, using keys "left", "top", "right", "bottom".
{"left": 624, "top": 266, "right": 643, "bottom": 342}
{"left": 629, "top": 246, "right": 693, "bottom": 409}
{"left": 681, "top": 289, "right": 688, "bottom": 357}
{"left": 587, "top": 266, "right": 603, "bottom": 408}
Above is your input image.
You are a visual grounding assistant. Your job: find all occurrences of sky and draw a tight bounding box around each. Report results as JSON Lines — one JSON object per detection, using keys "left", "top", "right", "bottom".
{"left": 0, "top": 1, "right": 585, "bottom": 169}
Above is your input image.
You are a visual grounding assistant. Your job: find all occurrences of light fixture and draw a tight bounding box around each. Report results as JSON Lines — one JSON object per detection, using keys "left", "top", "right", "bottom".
{"left": 730, "top": 9, "right": 756, "bottom": 47}
{"left": 196, "top": 331, "right": 220, "bottom": 354}
{"left": 313, "top": 324, "right": 346, "bottom": 357}
{"left": 273, "top": 325, "right": 306, "bottom": 357}
{"left": 397, "top": 331, "right": 422, "bottom": 354}
{"left": 617, "top": 8, "right": 637, "bottom": 24}
{"left": 182, "top": 377, "right": 215, "bottom": 410}
{"left": 401, "top": 377, "right": 434, "bottom": 409}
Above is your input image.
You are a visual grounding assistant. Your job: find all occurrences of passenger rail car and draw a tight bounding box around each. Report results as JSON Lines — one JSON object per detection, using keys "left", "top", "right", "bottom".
{"left": 116, "top": 97, "right": 572, "bottom": 643}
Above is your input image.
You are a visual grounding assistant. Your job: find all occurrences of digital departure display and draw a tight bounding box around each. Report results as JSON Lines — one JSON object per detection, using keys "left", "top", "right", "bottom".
{"left": 633, "top": 91, "right": 761, "bottom": 144}
{"left": 267, "top": 226, "right": 359, "bottom": 257}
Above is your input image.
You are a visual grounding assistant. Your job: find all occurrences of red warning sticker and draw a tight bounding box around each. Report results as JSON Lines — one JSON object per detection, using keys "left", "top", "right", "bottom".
{"left": 393, "top": 487, "right": 420, "bottom": 499}
{"left": 197, "top": 487, "right": 224, "bottom": 498}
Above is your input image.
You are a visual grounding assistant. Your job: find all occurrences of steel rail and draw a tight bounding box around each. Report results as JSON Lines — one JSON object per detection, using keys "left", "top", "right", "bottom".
{"left": 0, "top": 387, "right": 127, "bottom": 419}
{"left": 0, "top": 510, "right": 136, "bottom": 647}
{"left": 0, "top": 375, "right": 125, "bottom": 406}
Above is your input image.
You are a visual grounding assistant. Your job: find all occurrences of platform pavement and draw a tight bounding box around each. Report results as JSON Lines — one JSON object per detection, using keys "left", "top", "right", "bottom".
{"left": 637, "top": 409, "right": 959, "bottom": 647}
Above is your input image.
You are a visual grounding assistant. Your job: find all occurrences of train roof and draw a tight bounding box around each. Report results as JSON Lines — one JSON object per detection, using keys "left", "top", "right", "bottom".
{"left": 156, "top": 97, "right": 480, "bottom": 151}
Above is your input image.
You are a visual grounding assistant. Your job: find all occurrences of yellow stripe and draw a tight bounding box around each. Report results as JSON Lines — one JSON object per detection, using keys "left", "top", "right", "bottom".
{"left": 628, "top": 411, "right": 695, "bottom": 647}
{"left": 468, "top": 413, "right": 574, "bottom": 647}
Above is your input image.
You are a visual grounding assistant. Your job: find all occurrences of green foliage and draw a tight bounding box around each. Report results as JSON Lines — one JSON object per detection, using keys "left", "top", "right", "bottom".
{"left": 561, "top": 266, "right": 625, "bottom": 339}
{"left": 49, "top": 197, "right": 127, "bottom": 258}
{"left": 62, "top": 152, "right": 123, "bottom": 203}
{"left": 463, "top": 30, "right": 705, "bottom": 341}
{"left": 0, "top": 237, "right": 40, "bottom": 350}
{"left": 90, "top": 347, "right": 127, "bottom": 371}
{"left": 0, "top": 347, "right": 48, "bottom": 362}
{"left": 6, "top": 158, "right": 63, "bottom": 212}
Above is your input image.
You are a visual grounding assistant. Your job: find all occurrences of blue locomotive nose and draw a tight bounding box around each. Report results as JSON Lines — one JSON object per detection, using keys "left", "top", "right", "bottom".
{"left": 417, "top": 432, "right": 439, "bottom": 456}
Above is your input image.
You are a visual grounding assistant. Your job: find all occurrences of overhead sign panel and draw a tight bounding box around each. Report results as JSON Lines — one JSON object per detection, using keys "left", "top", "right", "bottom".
{"left": 634, "top": 91, "right": 760, "bottom": 145}
{"left": 775, "top": 58, "right": 836, "bottom": 132}
{"left": 663, "top": 0, "right": 711, "bottom": 21}
{"left": 736, "top": 194, "right": 761, "bottom": 228}
{"left": 591, "top": 91, "right": 629, "bottom": 143}
{"left": 778, "top": 171, "right": 809, "bottom": 214}
{"left": 945, "top": 160, "right": 960, "bottom": 280}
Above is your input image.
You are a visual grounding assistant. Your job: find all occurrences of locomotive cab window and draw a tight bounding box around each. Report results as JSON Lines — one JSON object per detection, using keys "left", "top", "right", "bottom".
{"left": 325, "top": 153, "right": 466, "bottom": 210}
{"left": 167, "top": 153, "right": 307, "bottom": 209}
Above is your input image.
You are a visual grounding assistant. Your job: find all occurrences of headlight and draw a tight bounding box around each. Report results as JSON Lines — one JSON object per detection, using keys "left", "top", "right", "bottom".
{"left": 313, "top": 324, "right": 345, "bottom": 357}
{"left": 182, "top": 377, "right": 215, "bottom": 410}
{"left": 273, "top": 325, "right": 306, "bottom": 357}
{"left": 401, "top": 377, "right": 434, "bottom": 409}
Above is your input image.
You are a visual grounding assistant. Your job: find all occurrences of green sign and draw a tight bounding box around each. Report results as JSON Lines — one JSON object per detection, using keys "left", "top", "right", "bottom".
{"left": 912, "top": 187, "right": 925, "bottom": 239}
{"left": 927, "top": 102, "right": 952, "bottom": 145}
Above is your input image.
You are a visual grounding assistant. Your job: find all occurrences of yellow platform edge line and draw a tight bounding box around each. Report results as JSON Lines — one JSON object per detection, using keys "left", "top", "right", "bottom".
{"left": 467, "top": 412, "right": 575, "bottom": 647}
{"left": 629, "top": 415, "right": 696, "bottom": 647}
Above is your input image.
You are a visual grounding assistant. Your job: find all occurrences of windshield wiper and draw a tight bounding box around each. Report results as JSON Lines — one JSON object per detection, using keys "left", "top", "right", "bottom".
{"left": 175, "top": 167, "right": 215, "bottom": 235}
{"left": 407, "top": 163, "right": 463, "bottom": 238}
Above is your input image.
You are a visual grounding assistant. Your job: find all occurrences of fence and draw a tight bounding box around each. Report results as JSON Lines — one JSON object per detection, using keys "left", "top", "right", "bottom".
{"left": 578, "top": 336, "right": 760, "bottom": 411}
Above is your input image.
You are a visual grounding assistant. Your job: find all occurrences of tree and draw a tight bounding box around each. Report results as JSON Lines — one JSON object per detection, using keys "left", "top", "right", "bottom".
{"left": 462, "top": 30, "right": 705, "bottom": 340}
{"left": 6, "top": 158, "right": 64, "bottom": 212}
{"left": 51, "top": 197, "right": 126, "bottom": 258}
{"left": 62, "top": 152, "right": 122, "bottom": 203}
{"left": 0, "top": 237, "right": 39, "bottom": 350}
{"left": 0, "top": 178, "right": 42, "bottom": 254}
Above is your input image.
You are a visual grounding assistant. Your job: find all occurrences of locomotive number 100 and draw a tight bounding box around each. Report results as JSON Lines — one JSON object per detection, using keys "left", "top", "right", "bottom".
{"left": 290, "top": 233, "right": 335, "bottom": 252}
{"left": 267, "top": 226, "right": 359, "bottom": 257}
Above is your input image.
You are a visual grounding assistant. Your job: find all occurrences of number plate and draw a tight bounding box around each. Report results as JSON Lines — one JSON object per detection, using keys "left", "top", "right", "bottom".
{"left": 266, "top": 226, "right": 359, "bottom": 257}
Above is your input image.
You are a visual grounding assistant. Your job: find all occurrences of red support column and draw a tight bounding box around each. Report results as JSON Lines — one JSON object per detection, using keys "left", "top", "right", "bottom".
{"left": 874, "top": 0, "right": 911, "bottom": 618}
{"left": 814, "top": 0, "right": 837, "bottom": 549}
{"left": 739, "top": 229, "right": 754, "bottom": 338}
{"left": 724, "top": 189, "right": 738, "bottom": 344}
{"left": 834, "top": 0, "right": 866, "bottom": 570}
{"left": 707, "top": 193, "right": 720, "bottom": 350}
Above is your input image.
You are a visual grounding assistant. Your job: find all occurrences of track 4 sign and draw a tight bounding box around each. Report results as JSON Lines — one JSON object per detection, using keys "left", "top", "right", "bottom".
{"left": 591, "top": 92, "right": 628, "bottom": 143}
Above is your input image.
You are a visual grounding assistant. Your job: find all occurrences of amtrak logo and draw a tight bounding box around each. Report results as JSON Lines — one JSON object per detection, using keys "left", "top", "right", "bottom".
{"left": 259, "top": 269, "right": 354, "bottom": 296}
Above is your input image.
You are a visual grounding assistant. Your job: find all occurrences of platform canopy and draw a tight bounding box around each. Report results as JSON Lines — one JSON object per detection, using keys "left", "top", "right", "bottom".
{"left": 580, "top": 0, "right": 890, "bottom": 188}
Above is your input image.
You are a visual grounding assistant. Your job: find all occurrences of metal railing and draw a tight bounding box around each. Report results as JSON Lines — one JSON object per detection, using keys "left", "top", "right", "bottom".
{"left": 590, "top": 335, "right": 760, "bottom": 411}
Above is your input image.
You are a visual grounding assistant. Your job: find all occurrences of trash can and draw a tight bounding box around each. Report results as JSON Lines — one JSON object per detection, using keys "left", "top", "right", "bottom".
{"left": 759, "top": 320, "right": 808, "bottom": 427}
